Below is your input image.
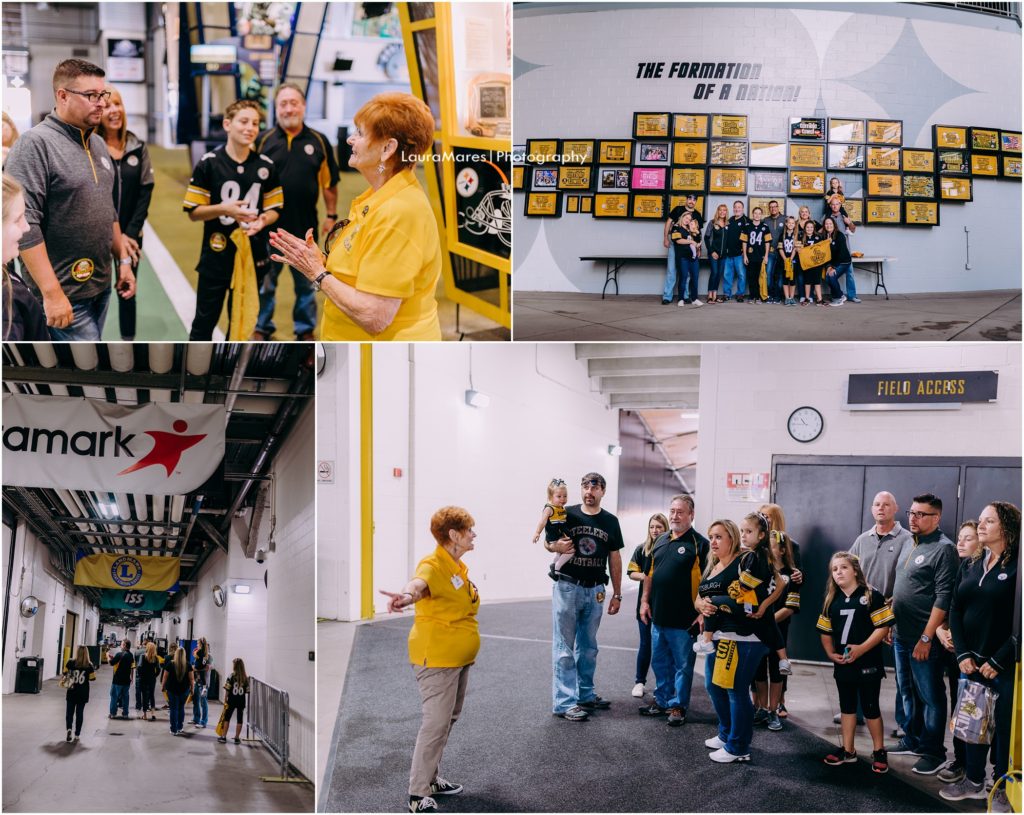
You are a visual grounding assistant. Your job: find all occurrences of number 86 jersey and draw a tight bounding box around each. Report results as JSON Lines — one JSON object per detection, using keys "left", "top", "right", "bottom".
{"left": 182, "top": 146, "right": 284, "bottom": 275}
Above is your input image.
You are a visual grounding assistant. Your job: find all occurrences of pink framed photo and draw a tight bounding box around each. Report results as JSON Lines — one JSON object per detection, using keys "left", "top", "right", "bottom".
{"left": 630, "top": 166, "right": 667, "bottom": 191}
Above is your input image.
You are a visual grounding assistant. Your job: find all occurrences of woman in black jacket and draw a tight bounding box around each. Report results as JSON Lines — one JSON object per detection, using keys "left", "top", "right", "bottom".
{"left": 943, "top": 501, "right": 1020, "bottom": 808}
{"left": 821, "top": 217, "right": 852, "bottom": 306}
{"left": 63, "top": 645, "right": 97, "bottom": 742}
{"left": 703, "top": 204, "right": 729, "bottom": 303}
{"left": 98, "top": 87, "right": 154, "bottom": 341}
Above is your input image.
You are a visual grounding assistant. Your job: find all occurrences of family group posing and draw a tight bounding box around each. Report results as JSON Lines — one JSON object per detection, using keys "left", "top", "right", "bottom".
{"left": 385, "top": 479, "right": 1019, "bottom": 813}
{"left": 663, "top": 182, "right": 860, "bottom": 308}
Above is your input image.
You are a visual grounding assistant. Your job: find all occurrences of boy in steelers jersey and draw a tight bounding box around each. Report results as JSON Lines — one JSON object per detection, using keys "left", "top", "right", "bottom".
{"left": 183, "top": 99, "right": 283, "bottom": 340}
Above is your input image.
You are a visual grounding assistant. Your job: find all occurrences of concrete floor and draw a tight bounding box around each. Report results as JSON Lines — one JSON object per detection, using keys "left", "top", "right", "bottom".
{"left": 3, "top": 668, "right": 314, "bottom": 813}
{"left": 511, "top": 289, "right": 1022, "bottom": 341}
{"left": 317, "top": 593, "right": 987, "bottom": 814}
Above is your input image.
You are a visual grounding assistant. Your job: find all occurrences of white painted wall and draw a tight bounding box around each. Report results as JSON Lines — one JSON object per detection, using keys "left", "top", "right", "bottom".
{"left": 695, "top": 343, "right": 1023, "bottom": 529}
{"left": 514, "top": 3, "right": 1022, "bottom": 294}
{"left": 2, "top": 522, "right": 100, "bottom": 693}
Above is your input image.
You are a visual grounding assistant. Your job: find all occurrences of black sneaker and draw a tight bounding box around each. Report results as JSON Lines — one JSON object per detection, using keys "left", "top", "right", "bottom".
{"left": 554, "top": 706, "right": 589, "bottom": 721}
{"left": 661, "top": 299, "right": 672, "bottom": 305}
{"left": 667, "top": 708, "right": 686, "bottom": 726}
{"left": 871, "top": 749, "right": 889, "bottom": 774}
{"left": 430, "top": 778, "right": 463, "bottom": 796}
{"left": 912, "top": 754, "right": 946, "bottom": 775}
{"left": 66, "top": 729, "right": 72, "bottom": 742}
{"left": 888, "top": 739, "right": 922, "bottom": 756}
{"left": 409, "top": 796, "right": 439, "bottom": 813}
{"left": 683, "top": 299, "right": 692, "bottom": 305}
{"left": 638, "top": 702, "right": 668, "bottom": 717}
{"left": 578, "top": 696, "right": 611, "bottom": 710}
{"left": 735, "top": 296, "right": 744, "bottom": 303}
{"left": 824, "top": 748, "right": 858, "bottom": 766}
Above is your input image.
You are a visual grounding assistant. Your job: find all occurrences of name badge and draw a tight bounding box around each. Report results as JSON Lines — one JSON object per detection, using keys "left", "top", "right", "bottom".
{"left": 451, "top": 575, "right": 464, "bottom": 590}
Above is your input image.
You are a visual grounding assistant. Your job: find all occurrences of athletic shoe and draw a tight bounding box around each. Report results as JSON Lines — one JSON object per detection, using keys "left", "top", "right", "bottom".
{"left": 429, "top": 778, "right": 463, "bottom": 796}
{"left": 631, "top": 682, "right": 645, "bottom": 698}
{"left": 704, "top": 735, "right": 726, "bottom": 749}
{"left": 692, "top": 299, "right": 705, "bottom": 307}
{"left": 767, "top": 711, "right": 783, "bottom": 731}
{"left": 578, "top": 696, "right": 610, "bottom": 710}
{"left": 709, "top": 747, "right": 750, "bottom": 763}
{"left": 777, "top": 703, "right": 788, "bottom": 718}
{"left": 778, "top": 659, "right": 792, "bottom": 676}
{"left": 752, "top": 707, "right": 770, "bottom": 726}
{"left": 912, "top": 755, "right": 946, "bottom": 775}
{"left": 800, "top": 300, "right": 810, "bottom": 307}
{"left": 939, "top": 778, "right": 986, "bottom": 801}
{"left": 735, "top": 296, "right": 744, "bottom": 303}
{"left": 890, "top": 727, "right": 905, "bottom": 739}
{"left": 73, "top": 734, "right": 79, "bottom": 742}
{"left": 638, "top": 703, "right": 668, "bottom": 717}
{"left": 667, "top": 708, "right": 686, "bottom": 727}
{"left": 849, "top": 297, "right": 862, "bottom": 303}
{"left": 871, "top": 749, "right": 889, "bottom": 774}
{"left": 66, "top": 729, "right": 72, "bottom": 743}
{"left": 991, "top": 788, "right": 1012, "bottom": 812}
{"left": 409, "top": 796, "right": 439, "bottom": 813}
{"left": 661, "top": 299, "right": 672, "bottom": 305}
{"left": 218, "top": 736, "right": 227, "bottom": 743}
{"left": 693, "top": 639, "right": 715, "bottom": 655}
{"left": 234, "top": 737, "right": 241, "bottom": 744}
{"left": 888, "top": 739, "right": 922, "bottom": 756}
{"left": 823, "top": 748, "right": 858, "bottom": 766}
{"left": 554, "top": 706, "right": 589, "bottom": 721}
{"left": 937, "top": 761, "right": 966, "bottom": 783}
{"left": 828, "top": 299, "right": 845, "bottom": 307}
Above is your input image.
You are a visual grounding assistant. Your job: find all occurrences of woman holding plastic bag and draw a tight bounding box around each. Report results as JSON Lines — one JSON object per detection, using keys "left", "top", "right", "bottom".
{"left": 942, "top": 501, "right": 1020, "bottom": 810}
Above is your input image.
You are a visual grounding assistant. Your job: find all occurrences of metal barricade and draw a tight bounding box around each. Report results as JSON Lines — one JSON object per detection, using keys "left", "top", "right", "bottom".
{"left": 248, "top": 677, "right": 300, "bottom": 783}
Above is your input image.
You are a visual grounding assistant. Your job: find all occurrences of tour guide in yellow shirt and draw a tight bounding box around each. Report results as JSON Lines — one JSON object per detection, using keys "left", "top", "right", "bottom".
{"left": 268, "top": 92, "right": 442, "bottom": 341}
{"left": 380, "top": 506, "right": 480, "bottom": 814}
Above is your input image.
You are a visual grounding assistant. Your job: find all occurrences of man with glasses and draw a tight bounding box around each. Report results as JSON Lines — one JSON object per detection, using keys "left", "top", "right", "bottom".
{"left": 889, "top": 493, "right": 958, "bottom": 776}
{"left": 544, "top": 473, "right": 624, "bottom": 722}
{"left": 5, "top": 59, "right": 135, "bottom": 340}
{"left": 253, "top": 83, "right": 340, "bottom": 341}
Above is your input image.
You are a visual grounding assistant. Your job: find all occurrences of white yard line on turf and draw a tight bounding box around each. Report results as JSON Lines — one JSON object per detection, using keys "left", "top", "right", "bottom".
{"left": 142, "top": 222, "right": 225, "bottom": 342}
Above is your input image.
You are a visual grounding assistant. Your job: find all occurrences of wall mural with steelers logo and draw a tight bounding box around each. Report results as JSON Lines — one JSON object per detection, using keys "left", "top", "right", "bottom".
{"left": 454, "top": 154, "right": 512, "bottom": 260}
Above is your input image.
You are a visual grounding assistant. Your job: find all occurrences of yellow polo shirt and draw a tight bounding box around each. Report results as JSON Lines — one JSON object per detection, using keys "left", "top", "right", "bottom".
{"left": 320, "top": 169, "right": 442, "bottom": 341}
{"left": 407, "top": 545, "right": 480, "bottom": 668}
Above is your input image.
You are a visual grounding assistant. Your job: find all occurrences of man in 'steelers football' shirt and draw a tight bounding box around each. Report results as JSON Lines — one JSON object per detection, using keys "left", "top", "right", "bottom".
{"left": 547, "top": 473, "right": 624, "bottom": 722}
{"left": 182, "top": 99, "right": 283, "bottom": 340}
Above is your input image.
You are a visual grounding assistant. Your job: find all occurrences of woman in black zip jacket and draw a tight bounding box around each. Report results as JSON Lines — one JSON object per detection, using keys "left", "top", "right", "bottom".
{"left": 703, "top": 204, "right": 729, "bottom": 303}
{"left": 99, "top": 88, "right": 154, "bottom": 341}
{"left": 944, "top": 501, "right": 1020, "bottom": 807}
{"left": 821, "top": 217, "right": 852, "bottom": 305}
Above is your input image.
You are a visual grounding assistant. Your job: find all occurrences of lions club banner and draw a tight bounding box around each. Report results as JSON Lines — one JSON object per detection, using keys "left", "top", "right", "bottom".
{"left": 75, "top": 552, "right": 180, "bottom": 591}
{"left": 2, "top": 395, "right": 225, "bottom": 493}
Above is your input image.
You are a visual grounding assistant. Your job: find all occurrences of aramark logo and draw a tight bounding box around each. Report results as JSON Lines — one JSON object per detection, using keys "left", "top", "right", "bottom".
{"left": 118, "top": 421, "right": 207, "bottom": 476}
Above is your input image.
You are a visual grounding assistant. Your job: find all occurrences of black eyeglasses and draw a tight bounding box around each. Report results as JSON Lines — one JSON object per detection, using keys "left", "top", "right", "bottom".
{"left": 323, "top": 218, "right": 351, "bottom": 254}
{"left": 63, "top": 88, "right": 112, "bottom": 104}
{"left": 906, "top": 510, "right": 938, "bottom": 519}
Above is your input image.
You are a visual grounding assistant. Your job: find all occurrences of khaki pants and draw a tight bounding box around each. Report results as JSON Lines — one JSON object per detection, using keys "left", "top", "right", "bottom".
{"left": 409, "top": 664, "right": 471, "bottom": 797}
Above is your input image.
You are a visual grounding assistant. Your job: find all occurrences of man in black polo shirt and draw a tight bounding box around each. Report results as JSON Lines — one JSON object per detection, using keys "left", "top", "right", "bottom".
{"left": 723, "top": 200, "right": 750, "bottom": 302}
{"left": 254, "top": 83, "right": 340, "bottom": 340}
{"left": 638, "top": 494, "right": 709, "bottom": 726}
{"left": 108, "top": 639, "right": 134, "bottom": 719}
{"left": 545, "top": 472, "right": 624, "bottom": 722}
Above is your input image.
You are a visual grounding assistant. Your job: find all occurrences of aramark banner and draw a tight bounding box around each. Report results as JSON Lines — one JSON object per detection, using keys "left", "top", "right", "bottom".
{"left": 2, "top": 395, "right": 225, "bottom": 493}
{"left": 75, "top": 552, "right": 180, "bottom": 591}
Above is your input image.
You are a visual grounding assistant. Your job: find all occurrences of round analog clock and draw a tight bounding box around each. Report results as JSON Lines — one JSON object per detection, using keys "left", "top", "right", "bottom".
{"left": 787, "top": 406, "right": 823, "bottom": 443}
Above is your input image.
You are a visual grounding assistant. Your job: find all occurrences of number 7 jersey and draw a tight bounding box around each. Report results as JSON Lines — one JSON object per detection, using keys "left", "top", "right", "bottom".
{"left": 182, "top": 146, "right": 284, "bottom": 275}
{"left": 817, "top": 584, "right": 893, "bottom": 679}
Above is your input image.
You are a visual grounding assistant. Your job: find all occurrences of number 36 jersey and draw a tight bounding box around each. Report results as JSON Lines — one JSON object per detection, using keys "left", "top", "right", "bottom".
{"left": 182, "top": 146, "right": 284, "bottom": 275}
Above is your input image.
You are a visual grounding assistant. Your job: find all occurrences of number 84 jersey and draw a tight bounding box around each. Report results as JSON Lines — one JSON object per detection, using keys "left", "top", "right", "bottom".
{"left": 183, "top": 146, "right": 284, "bottom": 274}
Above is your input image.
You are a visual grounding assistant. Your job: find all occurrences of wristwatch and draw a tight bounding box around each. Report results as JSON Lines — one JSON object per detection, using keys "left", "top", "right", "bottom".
{"left": 326, "top": 213, "right": 338, "bottom": 220}
{"left": 119, "top": 258, "right": 132, "bottom": 266}
{"left": 613, "top": 594, "right": 623, "bottom": 601}
{"left": 312, "top": 270, "right": 330, "bottom": 291}
{"left": 919, "top": 634, "right": 931, "bottom": 643}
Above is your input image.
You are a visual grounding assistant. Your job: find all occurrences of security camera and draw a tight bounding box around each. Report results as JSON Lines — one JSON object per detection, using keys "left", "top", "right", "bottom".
{"left": 255, "top": 548, "right": 266, "bottom": 564}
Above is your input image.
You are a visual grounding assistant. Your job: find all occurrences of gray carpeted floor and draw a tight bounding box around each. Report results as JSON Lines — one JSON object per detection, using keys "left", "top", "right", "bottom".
{"left": 323, "top": 599, "right": 951, "bottom": 813}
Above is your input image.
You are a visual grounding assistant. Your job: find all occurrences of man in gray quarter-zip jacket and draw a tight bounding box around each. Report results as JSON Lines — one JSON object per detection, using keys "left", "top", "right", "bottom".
{"left": 4, "top": 58, "right": 134, "bottom": 340}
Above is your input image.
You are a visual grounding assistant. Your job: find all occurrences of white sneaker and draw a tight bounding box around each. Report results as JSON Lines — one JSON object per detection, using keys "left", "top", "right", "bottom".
{"left": 778, "top": 659, "right": 792, "bottom": 675}
{"left": 631, "top": 682, "right": 645, "bottom": 698}
{"left": 692, "top": 299, "right": 705, "bottom": 307}
{"left": 705, "top": 735, "right": 726, "bottom": 749}
{"left": 693, "top": 639, "right": 715, "bottom": 655}
{"left": 709, "top": 747, "right": 750, "bottom": 763}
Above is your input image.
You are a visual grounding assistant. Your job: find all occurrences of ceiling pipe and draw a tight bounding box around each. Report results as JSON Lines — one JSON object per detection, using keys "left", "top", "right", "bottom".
{"left": 223, "top": 344, "right": 255, "bottom": 422}
{"left": 70, "top": 344, "right": 99, "bottom": 371}
{"left": 185, "top": 344, "right": 213, "bottom": 375}
{"left": 108, "top": 344, "right": 133, "bottom": 372}
{"left": 31, "top": 343, "right": 58, "bottom": 367}
{"left": 148, "top": 343, "right": 174, "bottom": 374}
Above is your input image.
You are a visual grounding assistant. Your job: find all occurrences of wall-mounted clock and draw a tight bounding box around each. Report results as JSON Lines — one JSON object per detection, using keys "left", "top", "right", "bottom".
{"left": 787, "top": 406, "right": 823, "bottom": 443}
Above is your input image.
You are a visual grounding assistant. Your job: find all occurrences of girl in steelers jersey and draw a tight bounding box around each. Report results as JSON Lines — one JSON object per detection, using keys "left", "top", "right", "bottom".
{"left": 182, "top": 100, "right": 283, "bottom": 340}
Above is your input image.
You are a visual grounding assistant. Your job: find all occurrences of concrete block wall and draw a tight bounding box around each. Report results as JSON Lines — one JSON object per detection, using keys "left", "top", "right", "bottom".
{"left": 514, "top": 3, "right": 1022, "bottom": 294}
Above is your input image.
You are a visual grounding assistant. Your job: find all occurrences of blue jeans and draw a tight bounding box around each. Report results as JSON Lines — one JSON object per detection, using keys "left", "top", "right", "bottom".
{"left": 826, "top": 261, "right": 857, "bottom": 299}
{"left": 192, "top": 684, "right": 208, "bottom": 725}
{"left": 635, "top": 618, "right": 652, "bottom": 685}
{"left": 167, "top": 689, "right": 188, "bottom": 733}
{"left": 651, "top": 624, "right": 695, "bottom": 710}
{"left": 704, "top": 640, "right": 769, "bottom": 756}
{"left": 707, "top": 257, "right": 724, "bottom": 293}
{"left": 962, "top": 670, "right": 1014, "bottom": 784}
{"left": 109, "top": 683, "right": 130, "bottom": 717}
{"left": 893, "top": 638, "right": 947, "bottom": 757}
{"left": 49, "top": 289, "right": 112, "bottom": 341}
{"left": 722, "top": 256, "right": 746, "bottom": 298}
{"left": 551, "top": 581, "right": 604, "bottom": 713}
{"left": 662, "top": 243, "right": 677, "bottom": 302}
{"left": 256, "top": 261, "right": 317, "bottom": 337}
{"left": 675, "top": 252, "right": 699, "bottom": 302}
{"left": 765, "top": 253, "right": 781, "bottom": 300}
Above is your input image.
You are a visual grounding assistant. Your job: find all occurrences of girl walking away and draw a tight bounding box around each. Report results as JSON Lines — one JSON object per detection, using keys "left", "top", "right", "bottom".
{"left": 220, "top": 658, "right": 250, "bottom": 744}
{"left": 817, "top": 552, "right": 894, "bottom": 774}
{"left": 63, "top": 645, "right": 97, "bottom": 742}
{"left": 192, "top": 637, "right": 212, "bottom": 727}
{"left": 533, "top": 478, "right": 571, "bottom": 578}
{"left": 137, "top": 642, "right": 161, "bottom": 720}
{"left": 627, "top": 512, "right": 669, "bottom": 698}
{"left": 162, "top": 646, "right": 194, "bottom": 735}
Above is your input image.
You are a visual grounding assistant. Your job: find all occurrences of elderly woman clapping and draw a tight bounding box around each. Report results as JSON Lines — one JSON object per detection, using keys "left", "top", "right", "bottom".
{"left": 269, "top": 92, "right": 442, "bottom": 341}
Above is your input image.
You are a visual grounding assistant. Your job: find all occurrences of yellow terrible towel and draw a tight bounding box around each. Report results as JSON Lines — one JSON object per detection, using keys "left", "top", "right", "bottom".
{"left": 228, "top": 228, "right": 259, "bottom": 341}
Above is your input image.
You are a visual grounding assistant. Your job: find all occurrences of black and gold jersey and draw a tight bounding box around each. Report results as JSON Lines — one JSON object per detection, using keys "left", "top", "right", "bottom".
{"left": 183, "top": 146, "right": 284, "bottom": 274}
{"left": 257, "top": 124, "right": 339, "bottom": 237}
{"left": 817, "top": 584, "right": 893, "bottom": 679}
